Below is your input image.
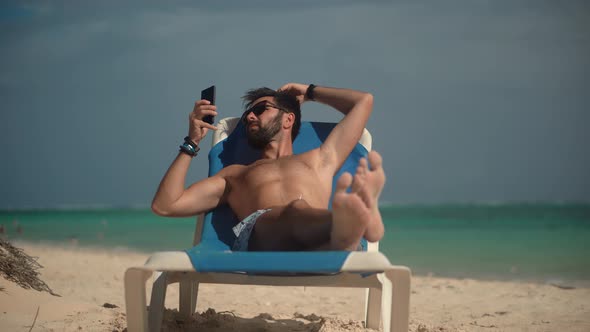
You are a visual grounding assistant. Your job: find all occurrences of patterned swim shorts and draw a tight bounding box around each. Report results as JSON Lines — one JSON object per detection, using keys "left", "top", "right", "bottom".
{"left": 231, "top": 209, "right": 271, "bottom": 251}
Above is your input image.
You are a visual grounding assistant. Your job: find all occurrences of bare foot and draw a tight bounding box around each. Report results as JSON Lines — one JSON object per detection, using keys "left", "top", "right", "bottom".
{"left": 349, "top": 151, "right": 386, "bottom": 242}
{"left": 330, "top": 151, "right": 386, "bottom": 249}
{"left": 331, "top": 172, "right": 372, "bottom": 250}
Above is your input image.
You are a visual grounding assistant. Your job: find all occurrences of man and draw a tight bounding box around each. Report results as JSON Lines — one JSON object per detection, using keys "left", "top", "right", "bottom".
{"left": 152, "top": 83, "right": 385, "bottom": 251}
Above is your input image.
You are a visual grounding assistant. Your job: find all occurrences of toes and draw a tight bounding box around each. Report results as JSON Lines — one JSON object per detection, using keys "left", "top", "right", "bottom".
{"left": 356, "top": 165, "right": 365, "bottom": 178}
{"left": 336, "top": 172, "right": 353, "bottom": 194}
{"left": 351, "top": 171, "right": 366, "bottom": 193}
{"left": 354, "top": 157, "right": 368, "bottom": 185}
{"left": 356, "top": 185, "right": 373, "bottom": 209}
{"left": 358, "top": 157, "right": 368, "bottom": 172}
{"left": 367, "top": 151, "right": 383, "bottom": 171}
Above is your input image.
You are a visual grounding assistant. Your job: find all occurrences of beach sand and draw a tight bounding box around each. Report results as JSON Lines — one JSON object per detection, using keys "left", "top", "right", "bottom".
{"left": 1, "top": 243, "right": 589, "bottom": 331}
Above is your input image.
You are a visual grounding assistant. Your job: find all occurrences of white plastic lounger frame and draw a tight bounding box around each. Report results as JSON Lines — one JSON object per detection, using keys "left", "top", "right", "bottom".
{"left": 124, "top": 117, "right": 411, "bottom": 332}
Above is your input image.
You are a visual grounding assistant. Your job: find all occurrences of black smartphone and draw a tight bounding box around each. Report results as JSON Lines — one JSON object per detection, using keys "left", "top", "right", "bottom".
{"left": 201, "top": 85, "right": 216, "bottom": 124}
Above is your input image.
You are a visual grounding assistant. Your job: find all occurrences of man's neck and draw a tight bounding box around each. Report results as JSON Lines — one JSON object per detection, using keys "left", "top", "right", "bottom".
{"left": 260, "top": 139, "right": 294, "bottom": 159}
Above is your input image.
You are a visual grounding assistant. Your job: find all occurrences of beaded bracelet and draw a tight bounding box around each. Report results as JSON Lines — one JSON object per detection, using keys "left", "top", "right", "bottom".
{"left": 184, "top": 136, "right": 200, "bottom": 150}
{"left": 179, "top": 142, "right": 197, "bottom": 157}
{"left": 179, "top": 137, "right": 200, "bottom": 157}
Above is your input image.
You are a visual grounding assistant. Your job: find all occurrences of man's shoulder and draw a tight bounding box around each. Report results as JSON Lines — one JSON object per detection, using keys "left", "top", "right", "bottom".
{"left": 292, "top": 147, "right": 324, "bottom": 168}
{"left": 295, "top": 147, "right": 321, "bottom": 159}
{"left": 217, "top": 164, "right": 247, "bottom": 177}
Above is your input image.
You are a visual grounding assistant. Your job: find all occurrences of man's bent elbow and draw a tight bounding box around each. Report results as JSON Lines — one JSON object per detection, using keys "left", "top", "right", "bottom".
{"left": 151, "top": 201, "right": 171, "bottom": 217}
{"left": 361, "top": 92, "right": 374, "bottom": 109}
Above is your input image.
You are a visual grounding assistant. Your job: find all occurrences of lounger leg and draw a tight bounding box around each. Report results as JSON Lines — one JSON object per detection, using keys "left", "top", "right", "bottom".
{"left": 381, "top": 268, "right": 411, "bottom": 332}
{"left": 365, "top": 286, "right": 382, "bottom": 329}
{"left": 179, "top": 279, "right": 199, "bottom": 318}
{"left": 124, "top": 268, "right": 153, "bottom": 332}
{"left": 148, "top": 272, "right": 169, "bottom": 332}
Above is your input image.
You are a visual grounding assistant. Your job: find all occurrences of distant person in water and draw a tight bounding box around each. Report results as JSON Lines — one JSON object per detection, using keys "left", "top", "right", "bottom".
{"left": 152, "top": 83, "right": 385, "bottom": 251}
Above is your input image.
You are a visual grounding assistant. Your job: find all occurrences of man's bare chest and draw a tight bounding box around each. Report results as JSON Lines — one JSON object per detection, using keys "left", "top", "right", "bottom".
{"left": 234, "top": 157, "right": 315, "bottom": 188}
{"left": 223, "top": 155, "right": 332, "bottom": 212}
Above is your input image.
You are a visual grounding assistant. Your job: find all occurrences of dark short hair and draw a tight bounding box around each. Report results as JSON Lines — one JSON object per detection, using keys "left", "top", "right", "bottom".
{"left": 242, "top": 87, "right": 301, "bottom": 141}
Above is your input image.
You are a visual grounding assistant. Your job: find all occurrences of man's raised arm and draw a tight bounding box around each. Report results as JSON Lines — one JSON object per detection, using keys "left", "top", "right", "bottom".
{"left": 279, "top": 83, "right": 373, "bottom": 170}
{"left": 151, "top": 100, "right": 225, "bottom": 217}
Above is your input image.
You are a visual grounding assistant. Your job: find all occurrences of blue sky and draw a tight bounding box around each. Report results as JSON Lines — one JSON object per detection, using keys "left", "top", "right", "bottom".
{"left": 1, "top": 1, "right": 589, "bottom": 208}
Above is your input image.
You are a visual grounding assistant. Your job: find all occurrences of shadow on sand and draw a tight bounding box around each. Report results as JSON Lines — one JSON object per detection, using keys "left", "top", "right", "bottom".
{"left": 160, "top": 308, "right": 372, "bottom": 332}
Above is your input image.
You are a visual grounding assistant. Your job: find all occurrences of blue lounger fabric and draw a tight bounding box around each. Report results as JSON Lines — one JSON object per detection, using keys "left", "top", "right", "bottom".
{"left": 186, "top": 121, "right": 369, "bottom": 273}
{"left": 188, "top": 250, "right": 350, "bottom": 273}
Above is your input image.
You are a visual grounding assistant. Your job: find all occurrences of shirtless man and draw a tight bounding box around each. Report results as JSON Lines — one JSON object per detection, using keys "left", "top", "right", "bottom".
{"left": 152, "top": 83, "right": 386, "bottom": 251}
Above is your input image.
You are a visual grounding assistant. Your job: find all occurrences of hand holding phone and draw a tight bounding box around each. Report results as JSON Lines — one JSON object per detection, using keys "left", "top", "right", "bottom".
{"left": 201, "top": 85, "right": 216, "bottom": 125}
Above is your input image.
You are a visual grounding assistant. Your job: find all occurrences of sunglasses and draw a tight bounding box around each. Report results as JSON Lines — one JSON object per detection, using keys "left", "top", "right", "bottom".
{"left": 241, "top": 102, "right": 285, "bottom": 124}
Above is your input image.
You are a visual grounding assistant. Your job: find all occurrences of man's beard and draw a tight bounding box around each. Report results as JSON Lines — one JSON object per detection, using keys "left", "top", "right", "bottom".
{"left": 246, "top": 114, "right": 282, "bottom": 150}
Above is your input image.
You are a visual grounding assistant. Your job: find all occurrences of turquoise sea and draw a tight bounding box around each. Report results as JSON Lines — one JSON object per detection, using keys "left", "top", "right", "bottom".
{"left": 1, "top": 204, "right": 589, "bottom": 287}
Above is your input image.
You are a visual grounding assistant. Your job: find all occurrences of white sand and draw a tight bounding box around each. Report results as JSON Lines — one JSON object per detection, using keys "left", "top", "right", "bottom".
{"left": 1, "top": 243, "right": 589, "bottom": 331}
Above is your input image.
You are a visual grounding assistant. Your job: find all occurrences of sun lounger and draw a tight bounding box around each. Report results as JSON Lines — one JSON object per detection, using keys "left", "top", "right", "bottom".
{"left": 124, "top": 117, "right": 411, "bottom": 332}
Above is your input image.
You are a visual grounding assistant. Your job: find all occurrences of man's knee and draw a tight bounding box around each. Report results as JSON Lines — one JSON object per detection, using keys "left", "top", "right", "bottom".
{"left": 284, "top": 198, "right": 310, "bottom": 213}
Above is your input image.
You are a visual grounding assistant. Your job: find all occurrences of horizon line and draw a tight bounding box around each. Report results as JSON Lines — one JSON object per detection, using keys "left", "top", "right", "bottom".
{"left": 1, "top": 201, "right": 590, "bottom": 212}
